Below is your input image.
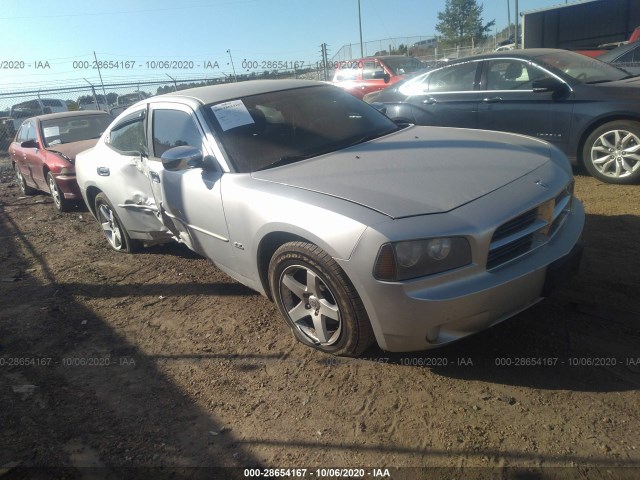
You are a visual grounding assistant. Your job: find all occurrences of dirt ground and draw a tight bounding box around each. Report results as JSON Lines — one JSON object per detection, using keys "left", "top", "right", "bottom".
{"left": 0, "top": 154, "right": 638, "bottom": 480}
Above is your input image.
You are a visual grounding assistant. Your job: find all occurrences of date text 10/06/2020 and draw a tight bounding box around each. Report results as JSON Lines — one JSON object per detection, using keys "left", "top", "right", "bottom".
{"left": 1, "top": 59, "right": 342, "bottom": 71}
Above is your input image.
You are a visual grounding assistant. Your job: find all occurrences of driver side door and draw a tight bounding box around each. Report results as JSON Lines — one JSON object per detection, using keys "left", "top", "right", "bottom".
{"left": 146, "top": 103, "right": 232, "bottom": 266}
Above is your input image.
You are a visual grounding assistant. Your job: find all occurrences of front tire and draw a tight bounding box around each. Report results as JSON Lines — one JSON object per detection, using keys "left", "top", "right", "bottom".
{"left": 47, "top": 172, "right": 72, "bottom": 212}
{"left": 94, "top": 192, "right": 140, "bottom": 253}
{"left": 268, "top": 241, "right": 374, "bottom": 357}
{"left": 583, "top": 121, "right": 640, "bottom": 184}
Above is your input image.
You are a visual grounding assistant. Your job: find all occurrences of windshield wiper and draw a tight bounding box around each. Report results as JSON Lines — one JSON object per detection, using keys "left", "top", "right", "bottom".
{"left": 348, "top": 127, "right": 402, "bottom": 147}
{"left": 256, "top": 153, "right": 317, "bottom": 171}
{"left": 584, "top": 79, "right": 616, "bottom": 84}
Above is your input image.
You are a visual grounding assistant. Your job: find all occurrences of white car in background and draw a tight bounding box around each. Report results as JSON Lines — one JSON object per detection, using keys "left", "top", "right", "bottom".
{"left": 78, "top": 95, "right": 109, "bottom": 111}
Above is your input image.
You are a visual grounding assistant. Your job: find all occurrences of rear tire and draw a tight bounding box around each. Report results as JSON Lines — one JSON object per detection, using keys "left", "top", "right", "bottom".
{"left": 268, "top": 241, "right": 375, "bottom": 357}
{"left": 582, "top": 121, "right": 640, "bottom": 184}
{"left": 14, "top": 163, "right": 35, "bottom": 195}
{"left": 94, "top": 192, "right": 141, "bottom": 253}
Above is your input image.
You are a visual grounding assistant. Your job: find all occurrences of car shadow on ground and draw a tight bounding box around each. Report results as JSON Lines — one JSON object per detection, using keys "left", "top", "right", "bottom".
{"left": 0, "top": 204, "right": 261, "bottom": 476}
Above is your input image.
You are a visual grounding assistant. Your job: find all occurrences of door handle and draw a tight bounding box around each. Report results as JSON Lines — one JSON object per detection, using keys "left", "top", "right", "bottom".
{"left": 422, "top": 98, "right": 437, "bottom": 105}
{"left": 483, "top": 97, "right": 503, "bottom": 103}
{"left": 97, "top": 167, "right": 110, "bottom": 176}
{"left": 149, "top": 171, "right": 160, "bottom": 183}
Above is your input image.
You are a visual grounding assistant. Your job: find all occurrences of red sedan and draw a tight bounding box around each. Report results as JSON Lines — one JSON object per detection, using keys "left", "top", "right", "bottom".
{"left": 331, "top": 55, "right": 424, "bottom": 99}
{"left": 10, "top": 111, "right": 113, "bottom": 212}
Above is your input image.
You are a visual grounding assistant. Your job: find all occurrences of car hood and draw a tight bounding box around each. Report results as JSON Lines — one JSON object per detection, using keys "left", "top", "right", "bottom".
{"left": 584, "top": 75, "right": 640, "bottom": 93}
{"left": 251, "top": 126, "right": 551, "bottom": 219}
{"left": 46, "top": 139, "right": 99, "bottom": 162}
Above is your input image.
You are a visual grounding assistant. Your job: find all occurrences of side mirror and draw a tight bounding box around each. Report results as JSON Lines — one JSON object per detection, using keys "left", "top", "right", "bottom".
{"left": 532, "top": 77, "right": 566, "bottom": 93}
{"left": 383, "top": 73, "right": 391, "bottom": 83}
{"left": 161, "top": 145, "right": 204, "bottom": 171}
{"left": 21, "top": 139, "right": 39, "bottom": 149}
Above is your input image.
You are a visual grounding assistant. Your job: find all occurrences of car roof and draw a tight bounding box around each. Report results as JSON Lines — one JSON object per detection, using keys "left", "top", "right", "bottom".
{"left": 158, "top": 79, "right": 327, "bottom": 106}
{"left": 33, "top": 110, "right": 111, "bottom": 122}
{"left": 441, "top": 48, "right": 582, "bottom": 63}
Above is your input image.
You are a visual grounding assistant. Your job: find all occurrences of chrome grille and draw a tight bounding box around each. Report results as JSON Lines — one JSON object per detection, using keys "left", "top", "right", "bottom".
{"left": 487, "top": 182, "right": 574, "bottom": 270}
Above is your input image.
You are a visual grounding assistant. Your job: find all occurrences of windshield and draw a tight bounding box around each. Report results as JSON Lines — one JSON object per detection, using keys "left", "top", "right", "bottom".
{"left": 206, "top": 85, "right": 400, "bottom": 173}
{"left": 40, "top": 114, "right": 113, "bottom": 147}
{"left": 535, "top": 50, "right": 629, "bottom": 83}
{"left": 382, "top": 57, "right": 425, "bottom": 76}
{"left": 118, "top": 93, "right": 143, "bottom": 105}
{"left": 79, "top": 95, "right": 107, "bottom": 105}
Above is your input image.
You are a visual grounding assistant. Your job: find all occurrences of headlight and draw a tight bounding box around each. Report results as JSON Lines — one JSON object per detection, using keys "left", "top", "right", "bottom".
{"left": 373, "top": 237, "right": 472, "bottom": 281}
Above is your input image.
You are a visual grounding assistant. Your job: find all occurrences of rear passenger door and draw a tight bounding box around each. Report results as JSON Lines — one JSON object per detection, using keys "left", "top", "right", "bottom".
{"left": 100, "top": 108, "right": 169, "bottom": 238}
{"left": 403, "top": 60, "right": 482, "bottom": 128}
{"left": 477, "top": 59, "right": 574, "bottom": 152}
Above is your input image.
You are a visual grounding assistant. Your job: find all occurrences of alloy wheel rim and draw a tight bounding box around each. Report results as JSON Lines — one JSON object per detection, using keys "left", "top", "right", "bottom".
{"left": 98, "top": 203, "right": 123, "bottom": 250}
{"left": 278, "top": 264, "right": 342, "bottom": 346}
{"left": 48, "top": 176, "right": 61, "bottom": 208}
{"left": 15, "top": 167, "right": 26, "bottom": 193}
{"left": 591, "top": 129, "right": 640, "bottom": 178}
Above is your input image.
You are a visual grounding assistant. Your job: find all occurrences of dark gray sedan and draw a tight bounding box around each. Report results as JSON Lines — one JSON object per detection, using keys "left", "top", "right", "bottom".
{"left": 366, "top": 48, "right": 640, "bottom": 184}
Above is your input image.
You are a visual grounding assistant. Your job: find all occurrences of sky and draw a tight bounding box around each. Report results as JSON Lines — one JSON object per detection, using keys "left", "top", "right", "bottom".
{"left": 0, "top": 0, "right": 577, "bottom": 92}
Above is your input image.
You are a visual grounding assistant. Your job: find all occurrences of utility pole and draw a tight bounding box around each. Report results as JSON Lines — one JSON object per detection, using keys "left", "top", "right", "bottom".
{"left": 507, "top": 0, "right": 511, "bottom": 39}
{"left": 514, "top": 0, "right": 519, "bottom": 49}
{"left": 320, "top": 43, "right": 330, "bottom": 81}
{"left": 166, "top": 74, "right": 178, "bottom": 92}
{"left": 358, "top": 0, "right": 364, "bottom": 57}
{"left": 226, "top": 49, "right": 237, "bottom": 82}
{"left": 93, "top": 51, "right": 108, "bottom": 109}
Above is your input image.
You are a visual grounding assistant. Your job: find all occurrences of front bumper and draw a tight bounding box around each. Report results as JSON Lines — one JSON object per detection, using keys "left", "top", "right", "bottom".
{"left": 53, "top": 173, "right": 82, "bottom": 199}
{"left": 341, "top": 199, "right": 585, "bottom": 353}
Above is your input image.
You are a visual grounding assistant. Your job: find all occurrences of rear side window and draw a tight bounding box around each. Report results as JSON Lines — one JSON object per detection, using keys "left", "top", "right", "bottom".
{"left": 42, "top": 99, "right": 63, "bottom": 107}
{"left": 107, "top": 110, "right": 146, "bottom": 154}
{"left": 16, "top": 121, "right": 36, "bottom": 143}
{"left": 618, "top": 46, "right": 640, "bottom": 63}
{"left": 16, "top": 122, "right": 29, "bottom": 142}
{"left": 151, "top": 109, "right": 203, "bottom": 158}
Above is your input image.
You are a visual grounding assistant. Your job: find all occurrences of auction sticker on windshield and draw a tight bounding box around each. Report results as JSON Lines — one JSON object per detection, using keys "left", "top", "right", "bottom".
{"left": 211, "top": 99, "right": 254, "bottom": 131}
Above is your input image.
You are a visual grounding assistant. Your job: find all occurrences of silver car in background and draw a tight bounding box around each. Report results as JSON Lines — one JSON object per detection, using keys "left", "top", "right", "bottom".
{"left": 75, "top": 80, "right": 584, "bottom": 356}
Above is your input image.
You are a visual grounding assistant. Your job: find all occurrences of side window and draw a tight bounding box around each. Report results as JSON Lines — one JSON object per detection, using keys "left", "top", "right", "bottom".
{"left": 335, "top": 66, "right": 358, "bottom": 81}
{"left": 362, "top": 61, "right": 384, "bottom": 80}
{"left": 618, "top": 46, "right": 640, "bottom": 63}
{"left": 152, "top": 109, "right": 203, "bottom": 158}
{"left": 15, "top": 122, "right": 27, "bottom": 142}
{"left": 107, "top": 110, "right": 146, "bottom": 154}
{"left": 428, "top": 62, "right": 478, "bottom": 92}
{"left": 486, "top": 60, "right": 551, "bottom": 90}
{"left": 25, "top": 122, "right": 37, "bottom": 142}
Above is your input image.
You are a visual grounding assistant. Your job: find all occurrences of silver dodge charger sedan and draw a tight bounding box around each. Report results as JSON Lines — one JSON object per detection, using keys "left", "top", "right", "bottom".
{"left": 76, "top": 79, "right": 584, "bottom": 356}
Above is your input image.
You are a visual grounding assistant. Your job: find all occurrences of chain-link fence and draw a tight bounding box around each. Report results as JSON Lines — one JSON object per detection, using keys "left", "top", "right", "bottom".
{"left": 331, "top": 34, "right": 509, "bottom": 63}
{"left": 0, "top": 65, "right": 329, "bottom": 153}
